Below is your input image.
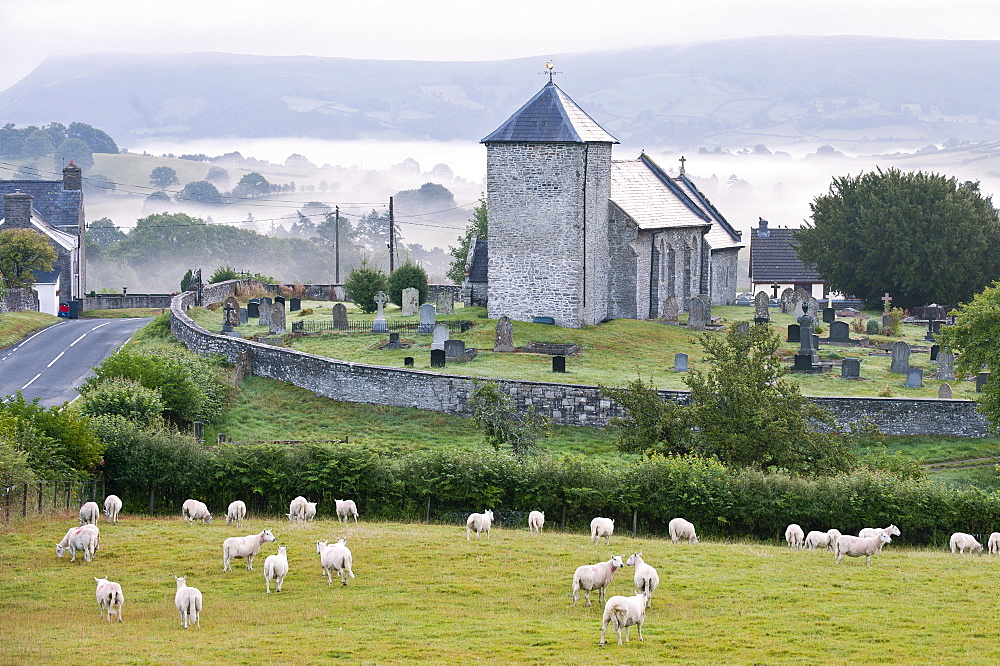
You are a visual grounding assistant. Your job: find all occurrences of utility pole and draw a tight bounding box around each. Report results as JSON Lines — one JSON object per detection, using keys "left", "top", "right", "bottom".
{"left": 334, "top": 206, "right": 340, "bottom": 284}
{"left": 388, "top": 196, "right": 395, "bottom": 273}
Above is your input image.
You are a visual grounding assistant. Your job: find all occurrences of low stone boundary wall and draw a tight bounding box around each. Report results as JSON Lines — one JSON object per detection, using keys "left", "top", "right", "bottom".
{"left": 81, "top": 294, "right": 174, "bottom": 311}
{"left": 169, "top": 281, "right": 991, "bottom": 436}
{"left": 1, "top": 288, "right": 38, "bottom": 313}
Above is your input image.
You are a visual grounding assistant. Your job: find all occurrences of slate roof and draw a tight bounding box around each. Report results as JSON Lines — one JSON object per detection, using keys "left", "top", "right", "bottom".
{"left": 467, "top": 238, "right": 488, "bottom": 283}
{"left": 749, "top": 222, "right": 824, "bottom": 283}
{"left": 610, "top": 159, "right": 710, "bottom": 231}
{"left": 0, "top": 180, "right": 82, "bottom": 228}
{"left": 0, "top": 211, "right": 78, "bottom": 251}
{"left": 481, "top": 81, "right": 618, "bottom": 144}
{"left": 674, "top": 173, "right": 743, "bottom": 251}
{"left": 31, "top": 268, "right": 61, "bottom": 284}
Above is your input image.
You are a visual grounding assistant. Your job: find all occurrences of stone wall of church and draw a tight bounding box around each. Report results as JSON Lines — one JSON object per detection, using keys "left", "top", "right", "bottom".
{"left": 710, "top": 248, "right": 739, "bottom": 305}
{"left": 607, "top": 203, "right": 639, "bottom": 319}
{"left": 654, "top": 228, "right": 705, "bottom": 314}
{"left": 582, "top": 144, "right": 612, "bottom": 326}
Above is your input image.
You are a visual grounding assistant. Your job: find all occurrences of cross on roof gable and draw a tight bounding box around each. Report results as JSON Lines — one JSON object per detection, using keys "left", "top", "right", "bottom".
{"left": 481, "top": 81, "right": 618, "bottom": 144}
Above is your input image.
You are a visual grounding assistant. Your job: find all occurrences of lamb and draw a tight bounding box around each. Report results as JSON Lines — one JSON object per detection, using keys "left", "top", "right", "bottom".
{"left": 316, "top": 539, "right": 355, "bottom": 586}
{"left": 785, "top": 523, "right": 805, "bottom": 549}
{"left": 625, "top": 552, "right": 659, "bottom": 608}
{"left": 835, "top": 532, "right": 891, "bottom": 565}
{"left": 181, "top": 499, "right": 212, "bottom": 525}
{"left": 668, "top": 517, "right": 699, "bottom": 544}
{"left": 466, "top": 510, "right": 494, "bottom": 540}
{"left": 94, "top": 577, "right": 124, "bottom": 623}
{"left": 303, "top": 501, "right": 318, "bottom": 522}
{"left": 572, "top": 555, "right": 625, "bottom": 607}
{"left": 287, "top": 496, "right": 307, "bottom": 522}
{"left": 528, "top": 511, "right": 545, "bottom": 535}
{"left": 598, "top": 592, "right": 647, "bottom": 647}
{"left": 263, "top": 546, "right": 289, "bottom": 593}
{"left": 56, "top": 525, "right": 99, "bottom": 563}
{"left": 590, "top": 517, "right": 614, "bottom": 545}
{"left": 79, "top": 501, "right": 100, "bottom": 526}
{"left": 174, "top": 577, "right": 202, "bottom": 629}
{"left": 858, "top": 524, "right": 900, "bottom": 553}
{"left": 222, "top": 529, "right": 276, "bottom": 572}
{"left": 989, "top": 532, "right": 1000, "bottom": 555}
{"left": 950, "top": 532, "right": 984, "bottom": 555}
{"left": 335, "top": 499, "right": 358, "bottom": 523}
{"left": 804, "top": 528, "right": 842, "bottom": 551}
{"left": 103, "top": 495, "right": 122, "bottom": 524}
{"left": 226, "top": 500, "right": 247, "bottom": 527}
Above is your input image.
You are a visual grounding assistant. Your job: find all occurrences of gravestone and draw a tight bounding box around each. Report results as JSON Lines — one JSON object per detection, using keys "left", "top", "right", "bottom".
{"left": 223, "top": 296, "right": 240, "bottom": 328}
{"left": 221, "top": 305, "right": 234, "bottom": 333}
{"left": 792, "top": 308, "right": 818, "bottom": 371}
{"left": 443, "top": 339, "right": 466, "bottom": 358}
{"left": 935, "top": 351, "right": 956, "bottom": 381}
{"left": 269, "top": 303, "right": 286, "bottom": 334}
{"left": 687, "top": 296, "right": 709, "bottom": 330}
{"left": 734, "top": 321, "right": 750, "bottom": 336}
{"left": 494, "top": 316, "right": 514, "bottom": 352}
{"left": 779, "top": 288, "right": 795, "bottom": 314}
{"left": 906, "top": 368, "right": 923, "bottom": 388}
{"left": 806, "top": 296, "right": 820, "bottom": 325}
{"left": 418, "top": 303, "right": 436, "bottom": 334}
{"left": 247, "top": 300, "right": 260, "bottom": 318}
{"left": 430, "top": 349, "right": 446, "bottom": 368}
{"left": 822, "top": 307, "right": 836, "bottom": 324}
{"left": 389, "top": 332, "right": 400, "bottom": 345}
{"left": 754, "top": 291, "right": 770, "bottom": 324}
{"left": 660, "top": 296, "right": 680, "bottom": 325}
{"left": 239, "top": 307, "right": 248, "bottom": 326}
{"left": 436, "top": 290, "right": 454, "bottom": 315}
{"left": 258, "top": 302, "right": 272, "bottom": 327}
{"left": 790, "top": 290, "right": 809, "bottom": 318}
{"left": 404, "top": 357, "right": 414, "bottom": 367}
{"left": 431, "top": 323, "right": 450, "bottom": 350}
{"left": 938, "top": 383, "right": 953, "bottom": 399}
{"left": 787, "top": 324, "right": 800, "bottom": 343}
{"left": 841, "top": 357, "right": 861, "bottom": 379}
{"left": 290, "top": 297, "right": 301, "bottom": 312}
{"left": 930, "top": 344, "right": 940, "bottom": 361}
{"left": 890, "top": 341, "right": 910, "bottom": 374}
{"left": 977, "top": 372, "right": 991, "bottom": 393}
{"left": 332, "top": 303, "right": 348, "bottom": 329}
{"left": 552, "top": 355, "right": 566, "bottom": 373}
{"left": 674, "top": 352, "right": 688, "bottom": 372}
{"left": 372, "top": 290, "right": 388, "bottom": 333}
{"left": 275, "top": 296, "right": 285, "bottom": 306}
{"left": 828, "top": 321, "right": 851, "bottom": 344}
{"left": 261, "top": 297, "right": 272, "bottom": 308}
{"left": 401, "top": 288, "right": 419, "bottom": 316}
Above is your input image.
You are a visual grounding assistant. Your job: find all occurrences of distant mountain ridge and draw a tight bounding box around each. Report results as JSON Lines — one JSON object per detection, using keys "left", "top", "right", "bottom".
{"left": 3, "top": 37, "right": 1000, "bottom": 151}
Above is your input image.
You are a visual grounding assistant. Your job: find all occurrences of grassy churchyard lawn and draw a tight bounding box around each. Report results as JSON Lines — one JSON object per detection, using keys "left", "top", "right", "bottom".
{"left": 3, "top": 514, "right": 1000, "bottom": 664}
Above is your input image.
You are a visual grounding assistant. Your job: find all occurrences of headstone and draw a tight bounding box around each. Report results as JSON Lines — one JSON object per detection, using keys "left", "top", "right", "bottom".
{"left": 221, "top": 310, "right": 234, "bottom": 334}
{"left": 291, "top": 321, "right": 304, "bottom": 333}
{"left": 806, "top": 296, "right": 820, "bottom": 325}
{"left": 443, "top": 339, "right": 466, "bottom": 358}
{"left": 906, "top": 368, "right": 923, "bottom": 388}
{"left": 779, "top": 288, "right": 795, "bottom": 314}
{"left": 822, "top": 307, "right": 836, "bottom": 324}
{"left": 431, "top": 323, "right": 450, "bottom": 350}
{"left": 371, "top": 290, "right": 388, "bottom": 333}
{"left": 791, "top": 290, "right": 809, "bottom": 318}
{"left": 734, "top": 321, "right": 750, "bottom": 336}
{"left": 290, "top": 297, "right": 301, "bottom": 312}
{"left": 389, "top": 332, "right": 400, "bottom": 345}
{"left": 239, "top": 307, "right": 248, "bottom": 326}
{"left": 841, "top": 357, "right": 861, "bottom": 379}
{"left": 797, "top": 308, "right": 819, "bottom": 366}
{"left": 275, "top": 296, "right": 285, "bottom": 306}
{"left": 430, "top": 349, "right": 446, "bottom": 368}
{"left": 552, "top": 355, "right": 566, "bottom": 373}
{"left": 660, "top": 296, "right": 680, "bottom": 324}
{"left": 332, "top": 303, "right": 348, "bottom": 329}
{"left": 247, "top": 300, "right": 260, "bottom": 318}
{"left": 793, "top": 354, "right": 813, "bottom": 372}
{"left": 935, "top": 351, "right": 956, "bottom": 381}
{"left": 404, "top": 356, "right": 414, "bottom": 367}
{"left": 436, "top": 290, "right": 454, "bottom": 315}
{"left": 261, "top": 297, "right": 272, "bottom": 308}
{"left": 787, "top": 324, "right": 800, "bottom": 343}
{"left": 754, "top": 291, "right": 770, "bottom": 324}
{"left": 930, "top": 344, "right": 940, "bottom": 361}
{"left": 938, "top": 383, "right": 953, "bottom": 399}
{"left": 674, "top": 352, "right": 688, "bottom": 372}
{"left": 687, "top": 296, "right": 709, "bottom": 330}
{"left": 259, "top": 302, "right": 272, "bottom": 327}
{"left": 401, "top": 288, "right": 419, "bottom": 316}
{"left": 977, "top": 372, "right": 991, "bottom": 393}
{"left": 828, "top": 321, "right": 851, "bottom": 343}
{"left": 223, "top": 296, "right": 240, "bottom": 328}
{"left": 418, "top": 303, "right": 436, "bottom": 333}
{"left": 494, "top": 316, "right": 514, "bottom": 352}
{"left": 889, "top": 341, "right": 910, "bottom": 374}
{"left": 269, "top": 303, "right": 286, "bottom": 334}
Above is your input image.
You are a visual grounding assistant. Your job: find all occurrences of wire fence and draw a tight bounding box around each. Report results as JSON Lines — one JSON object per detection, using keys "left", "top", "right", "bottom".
{"left": 2, "top": 478, "right": 103, "bottom": 524}
{"left": 288, "top": 319, "right": 475, "bottom": 335}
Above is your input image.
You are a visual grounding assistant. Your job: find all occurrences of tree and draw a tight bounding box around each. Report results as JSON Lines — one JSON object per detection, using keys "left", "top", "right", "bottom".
{"left": 54, "top": 138, "right": 93, "bottom": 170}
{"left": 387, "top": 262, "right": 429, "bottom": 306}
{"left": 87, "top": 217, "right": 126, "bottom": 249}
{"left": 83, "top": 173, "right": 116, "bottom": 194}
{"left": 447, "top": 198, "right": 487, "bottom": 284}
{"left": 209, "top": 265, "right": 240, "bottom": 283}
{"left": 23, "top": 129, "right": 54, "bottom": 160}
{"left": 149, "top": 166, "right": 179, "bottom": 189}
{"left": 795, "top": 168, "right": 1000, "bottom": 309}
{"left": 600, "top": 378, "right": 692, "bottom": 456}
{"left": 67, "top": 121, "right": 119, "bottom": 154}
{"left": 177, "top": 180, "right": 222, "bottom": 204}
{"left": 0, "top": 229, "right": 57, "bottom": 288}
{"left": 344, "top": 260, "right": 388, "bottom": 313}
{"left": 205, "top": 166, "right": 229, "bottom": 188}
{"left": 232, "top": 172, "right": 271, "bottom": 199}
{"left": 470, "top": 380, "right": 548, "bottom": 456}
{"left": 0, "top": 392, "right": 103, "bottom": 475}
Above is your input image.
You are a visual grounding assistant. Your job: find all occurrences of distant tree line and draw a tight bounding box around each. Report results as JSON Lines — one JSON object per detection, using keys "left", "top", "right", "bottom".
{"left": 0, "top": 122, "right": 119, "bottom": 172}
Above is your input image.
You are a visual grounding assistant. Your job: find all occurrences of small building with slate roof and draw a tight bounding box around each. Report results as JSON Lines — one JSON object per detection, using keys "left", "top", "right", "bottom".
{"left": 748, "top": 218, "right": 826, "bottom": 299}
{"left": 462, "top": 236, "right": 489, "bottom": 307}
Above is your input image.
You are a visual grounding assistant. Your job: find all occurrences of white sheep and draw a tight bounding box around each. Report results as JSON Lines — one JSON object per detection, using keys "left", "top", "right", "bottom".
{"left": 590, "top": 517, "right": 614, "bottom": 545}
{"left": 287, "top": 496, "right": 307, "bottom": 522}
{"left": 466, "top": 510, "right": 494, "bottom": 540}
{"left": 625, "top": 552, "right": 659, "bottom": 608}
{"left": 222, "top": 529, "right": 276, "bottom": 572}
{"left": 79, "top": 501, "right": 100, "bottom": 526}
{"left": 174, "top": 577, "right": 202, "bottom": 629}
{"left": 599, "top": 592, "right": 647, "bottom": 646}
{"left": 56, "top": 525, "right": 99, "bottom": 563}
{"left": 858, "top": 524, "right": 900, "bottom": 553}
{"left": 263, "top": 546, "right": 289, "bottom": 593}
{"left": 94, "top": 577, "right": 124, "bottom": 623}
{"left": 785, "top": 523, "right": 805, "bottom": 549}
{"left": 804, "top": 528, "right": 842, "bottom": 551}
{"left": 226, "top": 500, "right": 247, "bottom": 527}
{"left": 335, "top": 499, "right": 358, "bottom": 523}
{"left": 103, "top": 495, "right": 122, "bottom": 524}
{"left": 950, "top": 532, "right": 984, "bottom": 555}
{"left": 668, "top": 517, "right": 699, "bottom": 544}
{"left": 835, "top": 532, "right": 891, "bottom": 565}
{"left": 316, "top": 539, "right": 355, "bottom": 586}
{"left": 989, "top": 532, "right": 1000, "bottom": 555}
{"left": 181, "top": 499, "right": 212, "bottom": 525}
{"left": 572, "top": 555, "right": 624, "bottom": 607}
{"left": 303, "top": 501, "right": 318, "bottom": 522}
{"left": 528, "top": 511, "right": 545, "bottom": 535}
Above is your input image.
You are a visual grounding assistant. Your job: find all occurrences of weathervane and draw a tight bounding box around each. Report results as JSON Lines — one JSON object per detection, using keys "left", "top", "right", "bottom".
{"left": 541, "top": 60, "right": 562, "bottom": 83}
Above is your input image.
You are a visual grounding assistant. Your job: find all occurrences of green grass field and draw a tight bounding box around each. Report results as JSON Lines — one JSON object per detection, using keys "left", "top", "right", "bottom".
{"left": 3, "top": 514, "right": 1000, "bottom": 664}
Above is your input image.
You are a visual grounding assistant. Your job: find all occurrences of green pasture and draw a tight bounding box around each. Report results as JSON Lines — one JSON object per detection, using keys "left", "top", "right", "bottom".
{"left": 3, "top": 515, "right": 1000, "bottom": 664}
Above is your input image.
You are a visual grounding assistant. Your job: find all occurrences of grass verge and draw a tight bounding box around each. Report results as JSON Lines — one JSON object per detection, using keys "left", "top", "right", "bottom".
{"left": 0, "top": 311, "right": 59, "bottom": 349}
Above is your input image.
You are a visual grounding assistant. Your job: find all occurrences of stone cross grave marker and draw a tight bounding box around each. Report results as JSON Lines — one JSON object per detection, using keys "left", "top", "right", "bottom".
{"left": 779, "top": 288, "right": 795, "bottom": 314}
{"left": 269, "top": 303, "right": 286, "bottom": 334}
{"left": 674, "top": 352, "right": 688, "bottom": 372}
{"left": 431, "top": 323, "right": 450, "bottom": 350}
{"left": 754, "top": 291, "right": 770, "bottom": 323}
{"left": 418, "top": 303, "right": 436, "bottom": 333}
{"left": 401, "top": 288, "right": 419, "bottom": 316}
{"left": 661, "top": 296, "right": 679, "bottom": 324}
{"left": 372, "top": 290, "right": 388, "bottom": 333}
{"left": 841, "top": 357, "right": 861, "bottom": 379}
{"left": 436, "top": 291, "right": 454, "bottom": 315}
{"left": 906, "top": 368, "right": 923, "bottom": 388}
{"left": 935, "top": 351, "right": 956, "bottom": 381}
{"left": 494, "top": 316, "right": 514, "bottom": 352}
{"left": 332, "top": 303, "right": 348, "bottom": 329}
{"left": 223, "top": 296, "right": 240, "bottom": 328}
{"left": 889, "top": 341, "right": 910, "bottom": 374}
{"left": 687, "top": 296, "right": 709, "bottom": 330}
{"left": 938, "top": 383, "right": 953, "bottom": 399}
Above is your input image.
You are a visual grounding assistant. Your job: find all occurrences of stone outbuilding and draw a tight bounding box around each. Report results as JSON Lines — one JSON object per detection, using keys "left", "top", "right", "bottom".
{"left": 749, "top": 217, "right": 826, "bottom": 299}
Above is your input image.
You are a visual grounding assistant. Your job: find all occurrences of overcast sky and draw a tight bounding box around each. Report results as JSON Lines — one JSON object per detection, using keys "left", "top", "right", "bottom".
{"left": 2, "top": 0, "right": 1000, "bottom": 91}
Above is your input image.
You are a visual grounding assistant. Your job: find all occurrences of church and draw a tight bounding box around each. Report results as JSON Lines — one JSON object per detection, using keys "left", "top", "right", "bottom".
{"left": 478, "top": 79, "right": 742, "bottom": 328}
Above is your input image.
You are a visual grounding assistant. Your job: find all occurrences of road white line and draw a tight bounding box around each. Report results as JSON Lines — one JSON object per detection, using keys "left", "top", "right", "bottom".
{"left": 14, "top": 323, "right": 64, "bottom": 350}
{"left": 91, "top": 322, "right": 111, "bottom": 331}
{"left": 46, "top": 351, "right": 65, "bottom": 368}
{"left": 69, "top": 333, "right": 87, "bottom": 347}
{"left": 21, "top": 373, "right": 42, "bottom": 390}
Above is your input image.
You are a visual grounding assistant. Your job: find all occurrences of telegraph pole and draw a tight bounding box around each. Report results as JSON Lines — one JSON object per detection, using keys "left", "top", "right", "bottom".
{"left": 388, "top": 196, "right": 395, "bottom": 273}
{"left": 334, "top": 206, "right": 340, "bottom": 284}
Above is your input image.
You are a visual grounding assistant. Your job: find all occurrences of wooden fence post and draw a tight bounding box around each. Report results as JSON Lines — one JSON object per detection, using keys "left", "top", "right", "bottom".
{"left": 22, "top": 483, "right": 28, "bottom": 518}
{"left": 425, "top": 498, "right": 431, "bottom": 523}
{"left": 149, "top": 487, "right": 155, "bottom": 516}
{"left": 37, "top": 483, "right": 43, "bottom": 514}
{"left": 632, "top": 509, "right": 638, "bottom": 538}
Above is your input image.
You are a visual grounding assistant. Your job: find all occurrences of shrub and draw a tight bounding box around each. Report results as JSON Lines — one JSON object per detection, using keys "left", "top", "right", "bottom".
{"left": 470, "top": 380, "right": 549, "bottom": 456}
{"left": 851, "top": 314, "right": 868, "bottom": 334}
{"left": 209, "top": 265, "right": 240, "bottom": 283}
{"left": 866, "top": 318, "right": 881, "bottom": 335}
{"left": 881, "top": 306, "right": 904, "bottom": 336}
{"left": 0, "top": 392, "right": 102, "bottom": 476}
{"left": 78, "top": 377, "right": 164, "bottom": 426}
{"left": 345, "top": 260, "right": 388, "bottom": 313}
{"left": 0, "top": 416, "right": 38, "bottom": 486}
{"left": 387, "top": 262, "right": 429, "bottom": 307}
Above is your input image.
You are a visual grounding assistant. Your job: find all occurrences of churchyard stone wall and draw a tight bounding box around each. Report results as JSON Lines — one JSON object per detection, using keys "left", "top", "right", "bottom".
{"left": 1, "top": 287, "right": 39, "bottom": 313}
{"left": 81, "top": 294, "right": 174, "bottom": 311}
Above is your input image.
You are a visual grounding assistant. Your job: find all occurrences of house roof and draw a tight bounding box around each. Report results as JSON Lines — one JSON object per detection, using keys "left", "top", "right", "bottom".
{"left": 467, "top": 238, "right": 488, "bottom": 283}
{"left": 0, "top": 211, "right": 78, "bottom": 251}
{"left": 749, "top": 222, "right": 824, "bottom": 283}
{"left": 0, "top": 180, "right": 82, "bottom": 227}
{"left": 481, "top": 81, "right": 618, "bottom": 144}
{"left": 31, "top": 268, "right": 61, "bottom": 284}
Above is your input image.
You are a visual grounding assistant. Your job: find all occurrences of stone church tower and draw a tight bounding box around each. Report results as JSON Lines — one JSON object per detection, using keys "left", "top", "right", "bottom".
{"left": 482, "top": 81, "right": 618, "bottom": 328}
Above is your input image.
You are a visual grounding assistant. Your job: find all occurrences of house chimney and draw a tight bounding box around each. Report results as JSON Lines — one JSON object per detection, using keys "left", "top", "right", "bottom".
{"left": 758, "top": 217, "right": 768, "bottom": 230}
{"left": 62, "top": 161, "right": 82, "bottom": 190}
{"left": 3, "top": 190, "right": 33, "bottom": 228}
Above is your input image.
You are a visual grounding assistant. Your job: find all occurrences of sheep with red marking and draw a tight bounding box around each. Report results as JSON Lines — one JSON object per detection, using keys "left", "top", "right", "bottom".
{"left": 835, "top": 532, "right": 891, "bottom": 565}
{"left": 572, "top": 555, "right": 624, "bottom": 607}
{"left": 56, "top": 525, "right": 99, "bottom": 563}
{"left": 335, "top": 499, "right": 358, "bottom": 523}
{"left": 94, "top": 577, "right": 124, "bottom": 622}
{"left": 316, "top": 539, "right": 355, "bottom": 586}
{"left": 466, "top": 510, "right": 494, "bottom": 540}
{"left": 599, "top": 592, "right": 647, "bottom": 647}
{"left": 590, "top": 517, "right": 614, "bottom": 545}
{"left": 103, "top": 495, "right": 122, "bottom": 524}
{"left": 950, "top": 532, "right": 983, "bottom": 555}
{"left": 222, "top": 529, "right": 276, "bottom": 572}
{"left": 79, "top": 501, "right": 100, "bottom": 526}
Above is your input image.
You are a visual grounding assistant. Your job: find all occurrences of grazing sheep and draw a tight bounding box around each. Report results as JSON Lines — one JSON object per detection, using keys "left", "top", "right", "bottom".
{"left": 56, "top": 525, "right": 99, "bottom": 563}
{"left": 785, "top": 523, "right": 805, "bottom": 549}
{"left": 335, "top": 499, "right": 358, "bottom": 523}
{"left": 528, "top": 511, "right": 545, "bottom": 535}
{"left": 79, "top": 501, "right": 100, "bottom": 526}
{"left": 572, "top": 555, "right": 625, "bottom": 607}
{"left": 316, "top": 539, "right": 355, "bottom": 586}
{"left": 103, "top": 496, "right": 122, "bottom": 524}
{"left": 226, "top": 500, "right": 247, "bottom": 527}
{"left": 989, "top": 532, "right": 1000, "bottom": 555}
{"left": 263, "top": 546, "right": 289, "bottom": 593}
{"left": 950, "top": 532, "right": 984, "bottom": 555}
{"left": 804, "top": 529, "right": 842, "bottom": 551}
{"left": 222, "top": 529, "right": 276, "bottom": 572}
{"left": 287, "top": 496, "right": 307, "bottom": 522}
{"left": 181, "top": 499, "right": 212, "bottom": 525}
{"left": 94, "top": 577, "right": 124, "bottom": 623}
{"left": 599, "top": 592, "right": 647, "bottom": 647}
{"left": 668, "top": 517, "right": 699, "bottom": 544}
{"left": 303, "top": 502, "right": 318, "bottom": 522}
{"left": 174, "top": 577, "right": 202, "bottom": 629}
{"left": 625, "top": 552, "right": 659, "bottom": 608}
{"left": 466, "top": 510, "right": 494, "bottom": 540}
{"left": 858, "top": 524, "right": 900, "bottom": 553}
{"left": 590, "top": 517, "right": 614, "bottom": 545}
{"left": 835, "top": 533, "right": 891, "bottom": 565}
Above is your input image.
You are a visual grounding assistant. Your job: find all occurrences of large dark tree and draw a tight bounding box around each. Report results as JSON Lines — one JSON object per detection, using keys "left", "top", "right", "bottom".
{"left": 795, "top": 168, "right": 1000, "bottom": 309}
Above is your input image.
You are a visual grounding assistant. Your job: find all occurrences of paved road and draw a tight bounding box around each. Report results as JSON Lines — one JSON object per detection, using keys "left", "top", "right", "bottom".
{"left": 0, "top": 318, "right": 152, "bottom": 406}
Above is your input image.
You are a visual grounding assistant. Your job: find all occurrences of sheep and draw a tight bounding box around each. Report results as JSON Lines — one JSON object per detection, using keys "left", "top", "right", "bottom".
{"left": 668, "top": 517, "right": 699, "bottom": 544}
{"left": 316, "top": 539, "right": 355, "bottom": 586}
{"left": 466, "top": 510, "right": 494, "bottom": 540}
{"left": 572, "top": 555, "right": 624, "bottom": 607}
{"left": 598, "top": 592, "right": 647, "bottom": 647}
{"left": 181, "top": 499, "right": 212, "bottom": 525}
{"left": 263, "top": 546, "right": 289, "bottom": 593}
{"left": 858, "top": 524, "right": 900, "bottom": 553}
{"left": 804, "top": 528, "right": 842, "bottom": 551}
{"left": 303, "top": 501, "right": 318, "bottom": 522}
{"left": 174, "top": 577, "right": 202, "bottom": 629}
{"left": 226, "top": 500, "right": 247, "bottom": 527}
{"left": 335, "top": 499, "right": 358, "bottom": 523}
{"left": 625, "top": 552, "right": 659, "bottom": 608}
{"left": 94, "top": 577, "right": 124, "bottom": 623}
{"left": 56, "top": 525, "right": 99, "bottom": 563}
{"left": 528, "top": 510, "right": 545, "bottom": 535}
{"left": 222, "top": 529, "right": 276, "bottom": 572}
{"left": 79, "top": 501, "right": 100, "bottom": 526}
{"left": 103, "top": 495, "right": 122, "bottom": 524}
{"left": 835, "top": 532, "right": 891, "bottom": 565}
{"left": 287, "top": 496, "right": 307, "bottom": 522}
{"left": 785, "top": 523, "right": 805, "bottom": 549}
{"left": 989, "top": 532, "right": 1000, "bottom": 555}
{"left": 590, "top": 517, "right": 614, "bottom": 545}
{"left": 950, "top": 532, "right": 984, "bottom": 555}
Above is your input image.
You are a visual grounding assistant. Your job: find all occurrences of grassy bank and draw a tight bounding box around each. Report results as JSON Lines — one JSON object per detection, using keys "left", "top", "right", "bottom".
{"left": 0, "top": 311, "right": 59, "bottom": 349}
